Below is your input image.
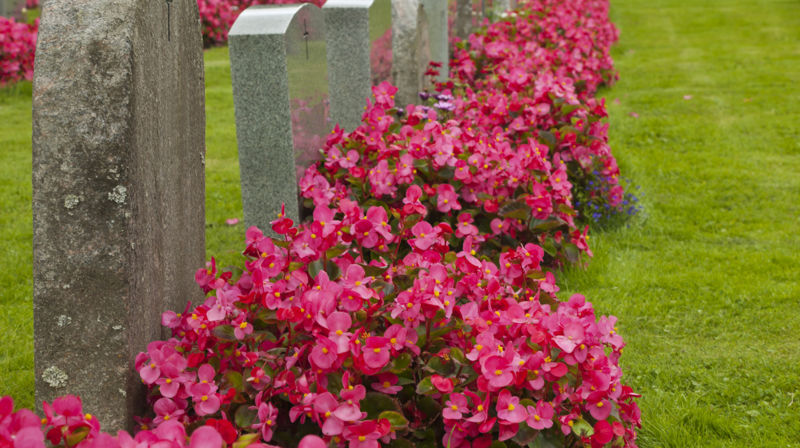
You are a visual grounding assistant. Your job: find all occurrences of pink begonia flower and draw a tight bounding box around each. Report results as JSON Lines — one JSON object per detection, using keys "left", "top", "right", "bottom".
{"left": 592, "top": 420, "right": 614, "bottom": 446}
{"left": 436, "top": 184, "right": 461, "bottom": 213}
{"left": 363, "top": 336, "right": 391, "bottom": 369}
{"left": 310, "top": 336, "right": 338, "bottom": 370}
{"left": 325, "top": 311, "right": 353, "bottom": 354}
{"left": 496, "top": 389, "right": 527, "bottom": 423}
{"left": 225, "top": 218, "right": 239, "bottom": 226}
{"left": 298, "top": 435, "right": 327, "bottom": 448}
{"left": 587, "top": 397, "right": 612, "bottom": 421}
{"left": 190, "top": 383, "right": 220, "bottom": 416}
{"left": 525, "top": 400, "right": 554, "bottom": 430}
{"left": 153, "top": 397, "right": 185, "bottom": 425}
{"left": 336, "top": 384, "right": 366, "bottom": 422}
{"left": 371, "top": 373, "right": 402, "bottom": 394}
{"left": 233, "top": 315, "right": 254, "bottom": 340}
{"left": 253, "top": 402, "right": 278, "bottom": 442}
{"left": 482, "top": 356, "right": 514, "bottom": 390}
{"left": 189, "top": 425, "right": 224, "bottom": 448}
{"left": 313, "top": 393, "right": 345, "bottom": 435}
{"left": 443, "top": 393, "right": 468, "bottom": 420}
{"left": 553, "top": 320, "right": 585, "bottom": 353}
{"left": 342, "top": 420, "right": 385, "bottom": 448}
{"left": 431, "top": 375, "right": 454, "bottom": 394}
{"left": 410, "top": 221, "right": 437, "bottom": 250}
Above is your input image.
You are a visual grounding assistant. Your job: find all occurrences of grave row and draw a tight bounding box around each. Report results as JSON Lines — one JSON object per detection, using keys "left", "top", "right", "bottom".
{"left": 30, "top": 0, "right": 515, "bottom": 431}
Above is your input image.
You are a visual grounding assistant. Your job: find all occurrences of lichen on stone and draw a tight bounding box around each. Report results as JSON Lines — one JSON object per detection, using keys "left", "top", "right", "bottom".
{"left": 108, "top": 185, "right": 127, "bottom": 204}
{"left": 42, "top": 366, "right": 68, "bottom": 388}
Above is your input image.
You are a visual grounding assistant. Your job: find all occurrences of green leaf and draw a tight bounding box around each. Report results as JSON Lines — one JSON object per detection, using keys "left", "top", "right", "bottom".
{"left": 449, "top": 347, "right": 467, "bottom": 365}
{"left": 416, "top": 376, "right": 434, "bottom": 395}
{"left": 232, "top": 433, "right": 261, "bottom": 448}
{"left": 560, "top": 103, "right": 580, "bottom": 115}
{"left": 379, "top": 411, "right": 409, "bottom": 431}
{"left": 490, "top": 442, "right": 508, "bottom": 448}
{"left": 526, "top": 270, "right": 546, "bottom": 280}
{"left": 425, "top": 356, "right": 454, "bottom": 375}
{"left": 361, "top": 392, "right": 400, "bottom": 418}
{"left": 417, "top": 396, "right": 442, "bottom": 418}
{"left": 325, "top": 244, "right": 348, "bottom": 259}
{"left": 512, "top": 421, "right": 539, "bottom": 446}
{"left": 360, "top": 264, "right": 388, "bottom": 278}
{"left": 529, "top": 218, "right": 564, "bottom": 233}
{"left": 225, "top": 370, "right": 244, "bottom": 392}
{"left": 500, "top": 199, "right": 531, "bottom": 220}
{"left": 529, "top": 432, "right": 563, "bottom": 448}
{"left": 444, "top": 251, "right": 457, "bottom": 264}
{"left": 65, "top": 426, "right": 91, "bottom": 446}
{"left": 234, "top": 404, "right": 258, "bottom": 428}
{"left": 390, "top": 352, "right": 413, "bottom": 373}
{"left": 572, "top": 418, "right": 594, "bottom": 437}
{"left": 212, "top": 324, "right": 236, "bottom": 341}
{"left": 389, "top": 438, "right": 416, "bottom": 448}
{"left": 538, "top": 130, "right": 557, "bottom": 149}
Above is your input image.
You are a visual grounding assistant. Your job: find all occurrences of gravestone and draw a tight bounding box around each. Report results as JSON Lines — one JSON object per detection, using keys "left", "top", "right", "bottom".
{"left": 32, "top": 0, "right": 205, "bottom": 432}
{"left": 324, "top": 0, "right": 393, "bottom": 131}
{"left": 392, "top": 0, "right": 430, "bottom": 107}
{"left": 0, "top": 0, "right": 21, "bottom": 18}
{"left": 420, "top": 0, "right": 448, "bottom": 83}
{"left": 229, "top": 4, "right": 329, "bottom": 231}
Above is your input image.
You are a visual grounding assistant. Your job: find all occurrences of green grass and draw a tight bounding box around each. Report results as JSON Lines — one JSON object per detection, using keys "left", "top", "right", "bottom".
{"left": 558, "top": 0, "right": 800, "bottom": 445}
{"left": 2, "top": 0, "right": 800, "bottom": 445}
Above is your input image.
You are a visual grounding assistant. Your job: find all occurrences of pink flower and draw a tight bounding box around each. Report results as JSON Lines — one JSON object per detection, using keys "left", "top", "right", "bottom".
{"left": 525, "top": 400, "right": 554, "bottom": 430}
{"left": 436, "top": 184, "right": 461, "bottom": 213}
{"left": 362, "top": 337, "right": 391, "bottom": 369}
{"left": 190, "top": 382, "right": 220, "bottom": 416}
{"left": 496, "top": 390, "right": 527, "bottom": 423}
{"left": 410, "top": 221, "right": 437, "bottom": 250}
{"left": 310, "top": 336, "right": 339, "bottom": 370}
{"left": 443, "top": 393, "right": 468, "bottom": 420}
{"left": 370, "top": 373, "right": 402, "bottom": 394}
{"left": 189, "top": 426, "right": 224, "bottom": 448}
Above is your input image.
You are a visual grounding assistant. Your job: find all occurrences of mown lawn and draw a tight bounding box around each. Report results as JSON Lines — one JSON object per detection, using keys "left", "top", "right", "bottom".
{"left": 2, "top": 0, "right": 799, "bottom": 446}
{"left": 559, "top": 0, "right": 800, "bottom": 446}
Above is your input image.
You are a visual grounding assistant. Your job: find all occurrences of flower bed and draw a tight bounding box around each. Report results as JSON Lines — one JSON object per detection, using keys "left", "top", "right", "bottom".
{"left": 1, "top": 1, "right": 642, "bottom": 447}
{"left": 0, "top": 15, "right": 37, "bottom": 86}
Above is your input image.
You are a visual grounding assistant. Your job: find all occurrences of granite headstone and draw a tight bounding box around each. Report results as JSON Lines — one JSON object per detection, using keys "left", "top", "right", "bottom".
{"left": 420, "top": 0, "right": 448, "bottom": 82}
{"left": 392, "top": 0, "right": 431, "bottom": 107}
{"left": 229, "top": 4, "right": 329, "bottom": 231}
{"left": 324, "top": 0, "right": 393, "bottom": 131}
{"left": 32, "top": 0, "right": 206, "bottom": 431}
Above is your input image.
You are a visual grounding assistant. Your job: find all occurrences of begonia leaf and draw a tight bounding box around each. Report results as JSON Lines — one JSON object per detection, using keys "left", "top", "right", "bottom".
{"left": 232, "top": 433, "right": 261, "bottom": 448}
{"left": 416, "top": 376, "right": 434, "bottom": 395}
{"left": 389, "top": 438, "right": 415, "bottom": 448}
{"left": 449, "top": 347, "right": 467, "bottom": 365}
{"left": 512, "top": 421, "right": 538, "bottom": 445}
{"left": 65, "top": 426, "right": 90, "bottom": 447}
{"left": 234, "top": 404, "right": 258, "bottom": 428}
{"left": 361, "top": 392, "right": 400, "bottom": 418}
{"left": 425, "top": 356, "right": 454, "bottom": 375}
{"left": 390, "top": 353, "right": 412, "bottom": 373}
{"left": 212, "top": 325, "right": 236, "bottom": 341}
{"left": 416, "top": 396, "right": 442, "bottom": 419}
{"left": 572, "top": 418, "right": 594, "bottom": 437}
{"left": 379, "top": 411, "right": 409, "bottom": 431}
{"left": 225, "top": 371, "right": 244, "bottom": 392}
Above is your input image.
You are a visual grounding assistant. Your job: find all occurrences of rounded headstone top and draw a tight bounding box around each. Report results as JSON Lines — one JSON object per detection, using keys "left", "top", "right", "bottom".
{"left": 323, "top": 0, "right": 375, "bottom": 9}
{"left": 230, "top": 4, "right": 320, "bottom": 36}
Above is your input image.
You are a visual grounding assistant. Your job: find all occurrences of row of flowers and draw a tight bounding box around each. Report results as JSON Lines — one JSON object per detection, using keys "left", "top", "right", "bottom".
{"left": 0, "top": 14, "right": 37, "bottom": 86}
{"left": 1, "top": 0, "right": 642, "bottom": 447}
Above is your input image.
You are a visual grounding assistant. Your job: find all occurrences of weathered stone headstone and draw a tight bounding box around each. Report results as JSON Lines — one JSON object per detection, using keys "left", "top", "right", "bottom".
{"left": 324, "top": 0, "right": 393, "bottom": 131}
{"left": 32, "top": 0, "right": 205, "bottom": 432}
{"left": 229, "top": 4, "right": 329, "bottom": 231}
{"left": 392, "top": 0, "right": 431, "bottom": 107}
{"left": 420, "top": 0, "right": 448, "bottom": 83}
{"left": 0, "top": 0, "right": 21, "bottom": 18}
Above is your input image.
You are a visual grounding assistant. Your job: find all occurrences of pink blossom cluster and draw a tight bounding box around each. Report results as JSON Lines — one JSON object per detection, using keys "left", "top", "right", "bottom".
{"left": 128, "top": 177, "right": 640, "bottom": 447}
{"left": 299, "top": 81, "right": 593, "bottom": 267}
{"left": 0, "top": 394, "right": 238, "bottom": 448}
{"left": 0, "top": 15, "right": 37, "bottom": 86}
{"left": 198, "top": 0, "right": 325, "bottom": 47}
{"left": 445, "top": 0, "right": 627, "bottom": 224}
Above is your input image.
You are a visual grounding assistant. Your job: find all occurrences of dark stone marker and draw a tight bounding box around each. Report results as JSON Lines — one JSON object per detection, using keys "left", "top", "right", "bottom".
{"left": 32, "top": 0, "right": 205, "bottom": 432}
{"left": 324, "top": 0, "right": 392, "bottom": 131}
{"left": 229, "top": 4, "right": 329, "bottom": 231}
